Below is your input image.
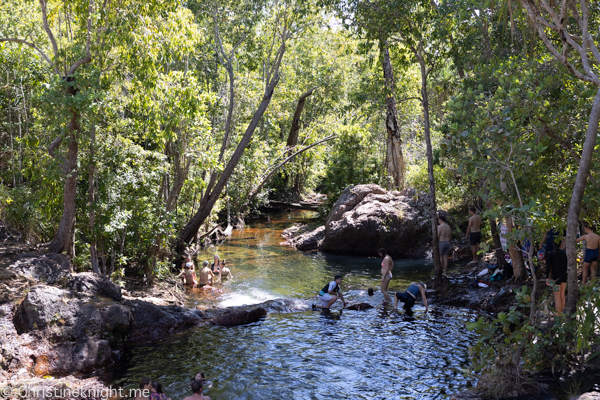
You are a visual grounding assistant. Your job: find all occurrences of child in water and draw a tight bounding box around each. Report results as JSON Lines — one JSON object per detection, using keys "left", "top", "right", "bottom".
{"left": 178, "top": 261, "right": 198, "bottom": 286}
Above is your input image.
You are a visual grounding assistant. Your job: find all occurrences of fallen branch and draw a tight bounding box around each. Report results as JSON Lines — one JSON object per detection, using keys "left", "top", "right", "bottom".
{"left": 238, "top": 134, "right": 337, "bottom": 214}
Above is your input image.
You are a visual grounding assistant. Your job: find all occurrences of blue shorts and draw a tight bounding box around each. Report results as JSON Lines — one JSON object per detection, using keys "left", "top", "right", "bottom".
{"left": 584, "top": 248, "right": 599, "bottom": 263}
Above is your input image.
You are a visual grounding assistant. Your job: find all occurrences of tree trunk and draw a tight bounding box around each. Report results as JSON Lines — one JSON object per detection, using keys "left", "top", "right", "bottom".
{"left": 49, "top": 101, "right": 79, "bottom": 254}
{"left": 565, "top": 89, "right": 600, "bottom": 314}
{"left": 286, "top": 87, "right": 317, "bottom": 148}
{"left": 381, "top": 40, "right": 405, "bottom": 190}
{"left": 177, "top": 74, "right": 281, "bottom": 250}
{"left": 506, "top": 217, "right": 527, "bottom": 281}
{"left": 489, "top": 218, "right": 507, "bottom": 270}
{"left": 417, "top": 56, "right": 441, "bottom": 289}
{"left": 89, "top": 123, "right": 100, "bottom": 274}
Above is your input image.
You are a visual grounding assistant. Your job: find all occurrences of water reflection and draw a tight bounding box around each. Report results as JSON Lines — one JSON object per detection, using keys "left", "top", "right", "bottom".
{"left": 112, "top": 212, "right": 477, "bottom": 399}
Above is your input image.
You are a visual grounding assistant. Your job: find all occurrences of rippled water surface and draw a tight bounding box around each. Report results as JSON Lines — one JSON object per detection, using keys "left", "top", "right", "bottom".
{"left": 112, "top": 211, "right": 478, "bottom": 399}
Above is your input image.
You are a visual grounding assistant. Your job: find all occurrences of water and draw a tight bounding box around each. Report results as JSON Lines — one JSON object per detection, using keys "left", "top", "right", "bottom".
{"left": 111, "top": 211, "right": 478, "bottom": 399}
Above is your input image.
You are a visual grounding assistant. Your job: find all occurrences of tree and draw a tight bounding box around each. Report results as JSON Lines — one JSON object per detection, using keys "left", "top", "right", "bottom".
{"left": 520, "top": 0, "right": 600, "bottom": 315}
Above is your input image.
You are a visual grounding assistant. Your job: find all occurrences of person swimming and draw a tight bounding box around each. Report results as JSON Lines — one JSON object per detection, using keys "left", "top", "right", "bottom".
{"left": 150, "top": 382, "right": 170, "bottom": 400}
{"left": 192, "top": 372, "right": 212, "bottom": 389}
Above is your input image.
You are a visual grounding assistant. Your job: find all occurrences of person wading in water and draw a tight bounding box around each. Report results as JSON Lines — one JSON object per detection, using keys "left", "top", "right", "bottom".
{"left": 379, "top": 248, "right": 393, "bottom": 303}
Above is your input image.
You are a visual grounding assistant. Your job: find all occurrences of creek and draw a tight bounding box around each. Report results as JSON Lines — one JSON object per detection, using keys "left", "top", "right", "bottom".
{"left": 111, "top": 211, "right": 478, "bottom": 399}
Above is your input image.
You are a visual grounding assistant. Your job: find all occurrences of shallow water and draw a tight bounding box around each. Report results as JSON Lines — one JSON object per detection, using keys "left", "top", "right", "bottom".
{"left": 112, "top": 211, "right": 478, "bottom": 399}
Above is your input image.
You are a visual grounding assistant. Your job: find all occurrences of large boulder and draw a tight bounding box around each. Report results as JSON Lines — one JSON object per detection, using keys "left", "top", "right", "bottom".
{"left": 292, "top": 184, "right": 432, "bottom": 257}
{"left": 209, "top": 308, "right": 267, "bottom": 327}
{"left": 126, "top": 300, "right": 203, "bottom": 342}
{"left": 68, "top": 272, "right": 122, "bottom": 301}
{"left": 7, "top": 254, "right": 72, "bottom": 285}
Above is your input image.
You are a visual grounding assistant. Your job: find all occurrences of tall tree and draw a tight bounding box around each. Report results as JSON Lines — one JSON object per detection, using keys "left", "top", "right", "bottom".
{"left": 521, "top": 0, "right": 600, "bottom": 314}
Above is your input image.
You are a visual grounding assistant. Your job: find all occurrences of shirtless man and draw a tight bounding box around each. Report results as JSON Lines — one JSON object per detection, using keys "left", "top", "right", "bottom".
{"left": 437, "top": 215, "right": 452, "bottom": 277}
{"left": 576, "top": 224, "right": 599, "bottom": 284}
{"left": 134, "top": 377, "right": 152, "bottom": 400}
{"left": 465, "top": 207, "right": 482, "bottom": 264}
{"left": 378, "top": 248, "right": 394, "bottom": 303}
{"left": 183, "top": 381, "right": 210, "bottom": 400}
{"left": 198, "top": 261, "right": 214, "bottom": 286}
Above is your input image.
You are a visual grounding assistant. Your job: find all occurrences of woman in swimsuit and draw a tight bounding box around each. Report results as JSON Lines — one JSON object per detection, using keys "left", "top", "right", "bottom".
{"left": 211, "top": 255, "right": 221, "bottom": 283}
{"left": 177, "top": 265, "right": 198, "bottom": 286}
{"left": 379, "top": 248, "right": 393, "bottom": 303}
{"left": 220, "top": 260, "right": 232, "bottom": 280}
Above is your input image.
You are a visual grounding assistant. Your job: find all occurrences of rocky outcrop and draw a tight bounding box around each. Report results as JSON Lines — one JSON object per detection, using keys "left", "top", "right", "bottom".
{"left": 282, "top": 225, "right": 325, "bottom": 251}
{"left": 284, "top": 184, "right": 433, "bottom": 257}
{"left": 126, "top": 300, "right": 203, "bottom": 342}
{"left": 208, "top": 308, "right": 267, "bottom": 327}
{"left": 6, "top": 253, "right": 72, "bottom": 285}
{"left": 68, "top": 272, "right": 122, "bottom": 301}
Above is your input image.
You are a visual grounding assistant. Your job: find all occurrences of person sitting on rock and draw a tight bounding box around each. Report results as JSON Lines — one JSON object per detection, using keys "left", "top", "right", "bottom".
{"left": 199, "top": 261, "right": 214, "bottom": 286}
{"left": 313, "top": 275, "right": 346, "bottom": 309}
{"left": 183, "top": 381, "right": 210, "bottom": 400}
{"left": 394, "top": 282, "right": 428, "bottom": 312}
{"left": 220, "top": 260, "right": 233, "bottom": 280}
{"left": 177, "top": 264, "right": 197, "bottom": 286}
{"left": 135, "top": 377, "right": 152, "bottom": 400}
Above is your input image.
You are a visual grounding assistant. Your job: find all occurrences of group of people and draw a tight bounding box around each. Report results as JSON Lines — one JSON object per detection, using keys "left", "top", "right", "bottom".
{"left": 135, "top": 372, "right": 210, "bottom": 400}
{"left": 177, "top": 254, "right": 233, "bottom": 290}
{"left": 436, "top": 207, "right": 482, "bottom": 278}
{"left": 313, "top": 247, "right": 429, "bottom": 313}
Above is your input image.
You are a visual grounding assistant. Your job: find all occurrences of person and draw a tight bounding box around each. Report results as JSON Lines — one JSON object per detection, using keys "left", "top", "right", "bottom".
{"left": 437, "top": 215, "right": 452, "bottom": 277}
{"left": 394, "top": 282, "right": 428, "bottom": 312}
{"left": 465, "top": 207, "right": 482, "bottom": 264}
{"left": 367, "top": 287, "right": 374, "bottom": 296}
{"left": 134, "top": 378, "right": 152, "bottom": 400}
{"left": 183, "top": 380, "right": 210, "bottom": 400}
{"left": 576, "top": 224, "right": 600, "bottom": 284}
{"left": 220, "top": 260, "right": 233, "bottom": 280}
{"left": 211, "top": 255, "right": 221, "bottom": 283}
{"left": 199, "top": 261, "right": 214, "bottom": 286}
{"left": 313, "top": 275, "right": 346, "bottom": 309}
{"left": 546, "top": 239, "right": 567, "bottom": 314}
{"left": 150, "top": 382, "right": 170, "bottom": 400}
{"left": 177, "top": 264, "right": 198, "bottom": 286}
{"left": 378, "top": 248, "right": 393, "bottom": 303}
{"left": 540, "top": 228, "right": 564, "bottom": 256}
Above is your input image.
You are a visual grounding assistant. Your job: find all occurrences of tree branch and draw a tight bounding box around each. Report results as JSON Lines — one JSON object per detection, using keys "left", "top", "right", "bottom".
{"left": 0, "top": 38, "right": 60, "bottom": 75}
{"left": 39, "top": 0, "right": 60, "bottom": 66}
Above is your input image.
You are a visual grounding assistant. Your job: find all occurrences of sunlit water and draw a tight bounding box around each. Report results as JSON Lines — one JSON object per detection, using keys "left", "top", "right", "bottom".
{"left": 111, "top": 211, "right": 478, "bottom": 399}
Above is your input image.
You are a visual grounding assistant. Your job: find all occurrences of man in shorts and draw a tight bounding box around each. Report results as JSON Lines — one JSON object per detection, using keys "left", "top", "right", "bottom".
{"left": 198, "top": 261, "right": 214, "bottom": 286}
{"left": 313, "top": 275, "right": 346, "bottom": 309}
{"left": 546, "top": 238, "right": 567, "bottom": 313}
{"left": 576, "top": 224, "right": 600, "bottom": 284}
{"left": 394, "top": 282, "right": 428, "bottom": 312}
{"left": 465, "top": 207, "right": 482, "bottom": 264}
{"left": 437, "top": 215, "right": 452, "bottom": 277}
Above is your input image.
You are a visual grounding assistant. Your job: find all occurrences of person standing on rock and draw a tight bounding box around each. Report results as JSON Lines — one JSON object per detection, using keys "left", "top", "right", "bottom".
{"left": 379, "top": 248, "right": 394, "bottom": 303}
{"left": 313, "top": 275, "right": 346, "bottom": 309}
{"left": 576, "top": 224, "right": 600, "bottom": 284}
{"left": 546, "top": 238, "right": 567, "bottom": 314}
{"left": 465, "top": 207, "right": 482, "bottom": 264}
{"left": 437, "top": 215, "right": 452, "bottom": 277}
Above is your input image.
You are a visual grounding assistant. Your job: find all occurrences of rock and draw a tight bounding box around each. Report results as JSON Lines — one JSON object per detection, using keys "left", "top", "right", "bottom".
{"left": 100, "top": 304, "right": 131, "bottom": 334}
{"left": 38, "top": 339, "right": 113, "bottom": 375}
{"left": 126, "top": 300, "right": 202, "bottom": 341}
{"left": 209, "top": 308, "right": 267, "bottom": 327}
{"left": 345, "top": 303, "right": 374, "bottom": 311}
{"left": 283, "top": 225, "right": 325, "bottom": 251}
{"left": 68, "top": 272, "right": 122, "bottom": 301}
{"left": 13, "top": 286, "right": 104, "bottom": 340}
{"left": 7, "top": 254, "right": 72, "bottom": 285}
{"left": 318, "top": 184, "right": 432, "bottom": 256}
{"left": 572, "top": 392, "right": 600, "bottom": 400}
{"left": 450, "top": 392, "right": 483, "bottom": 400}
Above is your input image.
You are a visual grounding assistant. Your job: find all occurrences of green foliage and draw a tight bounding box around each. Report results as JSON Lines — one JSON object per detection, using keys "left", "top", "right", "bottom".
{"left": 319, "top": 123, "right": 385, "bottom": 212}
{"left": 467, "top": 283, "right": 600, "bottom": 397}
